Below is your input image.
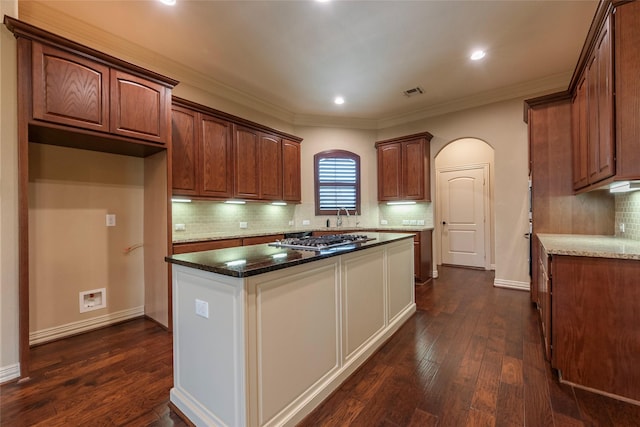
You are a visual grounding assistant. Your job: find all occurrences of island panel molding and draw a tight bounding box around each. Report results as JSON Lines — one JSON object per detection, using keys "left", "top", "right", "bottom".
{"left": 167, "top": 234, "right": 415, "bottom": 426}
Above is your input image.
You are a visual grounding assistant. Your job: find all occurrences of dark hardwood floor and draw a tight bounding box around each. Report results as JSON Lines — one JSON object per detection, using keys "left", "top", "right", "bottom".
{"left": 2, "top": 266, "right": 639, "bottom": 426}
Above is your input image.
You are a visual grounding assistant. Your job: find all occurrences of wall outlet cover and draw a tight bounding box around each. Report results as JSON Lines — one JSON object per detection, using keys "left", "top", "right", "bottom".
{"left": 195, "top": 299, "right": 209, "bottom": 318}
{"left": 302, "top": 220, "right": 310, "bottom": 225}
{"left": 175, "top": 223, "right": 186, "bottom": 231}
{"left": 380, "top": 219, "right": 388, "bottom": 225}
{"left": 239, "top": 222, "right": 248, "bottom": 229}
{"left": 106, "top": 214, "right": 116, "bottom": 227}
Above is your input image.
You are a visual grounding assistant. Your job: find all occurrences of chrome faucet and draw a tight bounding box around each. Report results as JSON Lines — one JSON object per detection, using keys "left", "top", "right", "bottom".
{"left": 336, "top": 207, "right": 350, "bottom": 227}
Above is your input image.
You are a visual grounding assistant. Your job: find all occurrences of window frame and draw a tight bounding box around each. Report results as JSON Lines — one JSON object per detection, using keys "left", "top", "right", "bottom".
{"left": 314, "top": 149, "right": 361, "bottom": 216}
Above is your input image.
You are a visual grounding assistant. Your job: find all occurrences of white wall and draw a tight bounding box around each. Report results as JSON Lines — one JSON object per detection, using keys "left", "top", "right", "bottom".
{"left": 377, "top": 98, "right": 530, "bottom": 288}
{"left": 0, "top": 0, "right": 20, "bottom": 382}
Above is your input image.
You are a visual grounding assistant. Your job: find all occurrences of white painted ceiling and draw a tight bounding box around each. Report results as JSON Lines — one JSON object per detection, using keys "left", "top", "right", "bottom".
{"left": 28, "top": 0, "right": 599, "bottom": 124}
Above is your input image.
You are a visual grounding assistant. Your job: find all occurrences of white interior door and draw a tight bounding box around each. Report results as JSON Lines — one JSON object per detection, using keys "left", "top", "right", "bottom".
{"left": 439, "top": 166, "right": 487, "bottom": 268}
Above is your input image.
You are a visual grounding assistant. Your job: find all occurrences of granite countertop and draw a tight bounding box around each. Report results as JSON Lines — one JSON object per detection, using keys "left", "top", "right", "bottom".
{"left": 173, "top": 226, "right": 434, "bottom": 244}
{"left": 166, "top": 232, "right": 414, "bottom": 277}
{"left": 537, "top": 234, "right": 640, "bottom": 260}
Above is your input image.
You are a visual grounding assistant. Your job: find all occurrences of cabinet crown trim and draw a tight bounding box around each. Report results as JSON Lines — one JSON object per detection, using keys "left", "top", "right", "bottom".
{"left": 374, "top": 131, "right": 433, "bottom": 148}
{"left": 4, "top": 15, "right": 179, "bottom": 88}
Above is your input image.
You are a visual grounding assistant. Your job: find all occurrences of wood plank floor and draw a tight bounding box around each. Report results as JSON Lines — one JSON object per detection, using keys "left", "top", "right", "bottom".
{"left": 2, "top": 266, "right": 639, "bottom": 426}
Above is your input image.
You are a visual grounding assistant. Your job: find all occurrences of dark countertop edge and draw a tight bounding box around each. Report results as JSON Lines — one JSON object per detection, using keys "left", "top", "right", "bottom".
{"left": 166, "top": 233, "right": 414, "bottom": 278}
{"left": 172, "top": 226, "right": 433, "bottom": 244}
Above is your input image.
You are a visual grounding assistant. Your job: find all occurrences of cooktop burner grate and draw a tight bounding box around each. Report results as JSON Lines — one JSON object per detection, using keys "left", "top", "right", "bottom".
{"left": 268, "top": 234, "right": 375, "bottom": 250}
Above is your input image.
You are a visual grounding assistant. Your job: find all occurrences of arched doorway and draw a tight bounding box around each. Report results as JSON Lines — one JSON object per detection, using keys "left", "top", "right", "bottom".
{"left": 435, "top": 138, "right": 495, "bottom": 270}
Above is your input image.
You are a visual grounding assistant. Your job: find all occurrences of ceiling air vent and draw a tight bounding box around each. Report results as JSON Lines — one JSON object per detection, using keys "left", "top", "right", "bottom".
{"left": 403, "top": 86, "right": 424, "bottom": 97}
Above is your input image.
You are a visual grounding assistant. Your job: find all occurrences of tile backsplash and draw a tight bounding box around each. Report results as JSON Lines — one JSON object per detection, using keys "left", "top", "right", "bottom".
{"left": 615, "top": 191, "right": 640, "bottom": 240}
{"left": 172, "top": 200, "right": 433, "bottom": 241}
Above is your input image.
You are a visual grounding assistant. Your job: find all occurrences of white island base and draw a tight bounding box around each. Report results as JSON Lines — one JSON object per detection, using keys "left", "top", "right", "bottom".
{"left": 170, "top": 238, "right": 415, "bottom": 427}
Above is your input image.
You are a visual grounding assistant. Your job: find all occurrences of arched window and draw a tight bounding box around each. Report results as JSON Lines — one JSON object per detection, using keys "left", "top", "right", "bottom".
{"left": 314, "top": 149, "right": 360, "bottom": 215}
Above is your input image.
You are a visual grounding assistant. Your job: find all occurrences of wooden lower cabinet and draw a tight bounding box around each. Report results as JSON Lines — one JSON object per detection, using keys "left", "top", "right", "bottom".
{"left": 413, "top": 230, "right": 433, "bottom": 283}
{"left": 172, "top": 239, "right": 242, "bottom": 254}
{"left": 548, "top": 255, "right": 640, "bottom": 403}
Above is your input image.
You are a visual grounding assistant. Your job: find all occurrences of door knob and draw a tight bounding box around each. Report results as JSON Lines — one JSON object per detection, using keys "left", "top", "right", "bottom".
{"left": 442, "top": 221, "right": 447, "bottom": 225}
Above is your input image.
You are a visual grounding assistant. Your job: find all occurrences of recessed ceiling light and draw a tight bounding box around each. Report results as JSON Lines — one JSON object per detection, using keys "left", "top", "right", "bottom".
{"left": 470, "top": 50, "right": 486, "bottom": 61}
{"left": 159, "top": 0, "right": 176, "bottom": 5}
{"left": 334, "top": 96, "right": 345, "bottom": 105}
{"left": 316, "top": 0, "right": 331, "bottom": 3}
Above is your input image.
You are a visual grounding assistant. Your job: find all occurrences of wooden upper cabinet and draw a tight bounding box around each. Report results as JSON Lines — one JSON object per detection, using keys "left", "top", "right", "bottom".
{"left": 572, "top": 75, "right": 589, "bottom": 190}
{"left": 282, "top": 139, "right": 301, "bottom": 202}
{"left": 31, "top": 39, "right": 172, "bottom": 145}
{"left": 614, "top": 0, "right": 640, "bottom": 181}
{"left": 171, "top": 105, "right": 198, "bottom": 195}
{"left": 377, "top": 144, "right": 402, "bottom": 200}
{"left": 588, "top": 16, "right": 614, "bottom": 184}
{"left": 403, "top": 138, "right": 430, "bottom": 200}
{"left": 234, "top": 125, "right": 261, "bottom": 199}
{"left": 110, "top": 70, "right": 169, "bottom": 144}
{"left": 375, "top": 132, "right": 432, "bottom": 202}
{"left": 200, "top": 114, "right": 233, "bottom": 198}
{"left": 258, "top": 133, "right": 283, "bottom": 200}
{"left": 171, "top": 97, "right": 302, "bottom": 202}
{"left": 32, "top": 42, "right": 109, "bottom": 132}
{"left": 171, "top": 107, "right": 233, "bottom": 198}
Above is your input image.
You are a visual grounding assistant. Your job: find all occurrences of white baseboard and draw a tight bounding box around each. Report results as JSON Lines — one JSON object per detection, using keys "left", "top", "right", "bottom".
{"left": 432, "top": 269, "right": 439, "bottom": 279}
{"left": 29, "top": 306, "right": 144, "bottom": 346}
{"left": 494, "top": 278, "right": 530, "bottom": 291}
{"left": 0, "top": 363, "right": 20, "bottom": 384}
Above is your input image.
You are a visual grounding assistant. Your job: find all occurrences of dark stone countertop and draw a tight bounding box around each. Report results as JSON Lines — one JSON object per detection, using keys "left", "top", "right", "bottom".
{"left": 165, "top": 232, "right": 414, "bottom": 278}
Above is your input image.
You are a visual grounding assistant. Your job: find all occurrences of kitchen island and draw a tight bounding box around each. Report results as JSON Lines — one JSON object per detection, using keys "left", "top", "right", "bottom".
{"left": 165, "top": 232, "right": 416, "bottom": 427}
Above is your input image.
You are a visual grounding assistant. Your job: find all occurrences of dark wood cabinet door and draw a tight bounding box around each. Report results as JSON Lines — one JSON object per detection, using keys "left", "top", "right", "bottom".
{"left": 234, "top": 125, "right": 261, "bottom": 199}
{"left": 258, "top": 133, "right": 282, "bottom": 200}
{"left": 587, "top": 17, "right": 615, "bottom": 184}
{"left": 615, "top": 0, "right": 640, "bottom": 180}
{"left": 282, "top": 139, "right": 301, "bottom": 202}
{"left": 32, "top": 42, "right": 109, "bottom": 132}
{"left": 572, "top": 75, "right": 589, "bottom": 190}
{"left": 200, "top": 114, "right": 233, "bottom": 198}
{"left": 403, "top": 138, "right": 428, "bottom": 201}
{"left": 110, "top": 70, "right": 169, "bottom": 144}
{"left": 171, "top": 106, "right": 198, "bottom": 195}
{"left": 377, "top": 144, "right": 402, "bottom": 201}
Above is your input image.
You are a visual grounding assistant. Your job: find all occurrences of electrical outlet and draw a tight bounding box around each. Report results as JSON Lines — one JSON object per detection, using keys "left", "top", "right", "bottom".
{"left": 288, "top": 220, "right": 294, "bottom": 226}
{"left": 620, "top": 223, "right": 625, "bottom": 233}
{"left": 106, "top": 214, "right": 116, "bottom": 227}
{"left": 239, "top": 222, "right": 248, "bottom": 229}
{"left": 195, "top": 299, "right": 209, "bottom": 318}
{"left": 380, "top": 219, "right": 388, "bottom": 225}
{"left": 175, "top": 223, "right": 186, "bottom": 231}
{"left": 302, "top": 220, "right": 310, "bottom": 225}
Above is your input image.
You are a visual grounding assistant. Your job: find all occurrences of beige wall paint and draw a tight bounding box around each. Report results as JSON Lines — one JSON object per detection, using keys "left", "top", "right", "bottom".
{"left": 292, "top": 126, "right": 379, "bottom": 229}
{"left": 1, "top": 0, "right": 19, "bottom": 377}
{"left": 377, "top": 98, "right": 530, "bottom": 286}
{"left": 435, "top": 138, "right": 496, "bottom": 268}
{"left": 29, "top": 144, "right": 145, "bottom": 334}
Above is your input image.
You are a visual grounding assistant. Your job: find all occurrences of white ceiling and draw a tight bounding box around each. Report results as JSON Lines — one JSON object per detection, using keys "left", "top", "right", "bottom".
{"left": 24, "top": 0, "right": 599, "bottom": 125}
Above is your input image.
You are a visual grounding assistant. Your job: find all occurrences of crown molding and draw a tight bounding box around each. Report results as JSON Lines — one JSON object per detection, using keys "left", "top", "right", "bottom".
{"left": 18, "top": 1, "right": 296, "bottom": 125}
{"left": 376, "top": 71, "right": 572, "bottom": 129}
{"left": 18, "top": 1, "right": 574, "bottom": 131}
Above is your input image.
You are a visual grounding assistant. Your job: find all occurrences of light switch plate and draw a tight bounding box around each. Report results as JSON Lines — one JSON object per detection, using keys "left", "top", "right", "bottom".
{"left": 417, "top": 220, "right": 425, "bottom": 226}
{"left": 239, "top": 222, "right": 248, "bottom": 229}
{"left": 106, "top": 214, "right": 116, "bottom": 227}
{"left": 302, "top": 220, "right": 310, "bottom": 225}
{"left": 175, "top": 223, "right": 186, "bottom": 231}
{"left": 380, "top": 219, "right": 388, "bottom": 225}
{"left": 195, "top": 299, "right": 209, "bottom": 318}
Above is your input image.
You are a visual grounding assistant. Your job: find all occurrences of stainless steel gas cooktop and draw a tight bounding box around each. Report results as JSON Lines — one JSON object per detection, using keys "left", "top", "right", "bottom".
{"left": 268, "top": 234, "right": 375, "bottom": 251}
